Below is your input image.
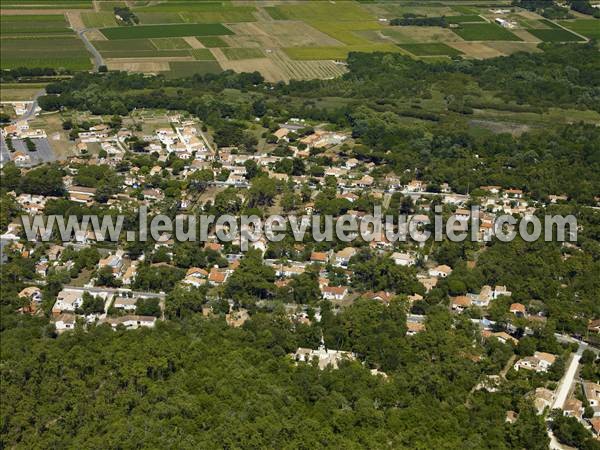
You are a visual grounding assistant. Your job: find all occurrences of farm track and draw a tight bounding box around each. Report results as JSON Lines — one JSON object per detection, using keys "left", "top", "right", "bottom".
{"left": 78, "top": 28, "right": 104, "bottom": 71}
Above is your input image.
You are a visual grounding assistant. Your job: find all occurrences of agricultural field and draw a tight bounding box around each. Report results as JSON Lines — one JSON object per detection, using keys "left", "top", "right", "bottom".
{"left": 1, "top": 36, "right": 91, "bottom": 69}
{"left": 0, "top": 14, "right": 72, "bottom": 35}
{"left": 190, "top": 48, "right": 216, "bottom": 60}
{"left": 222, "top": 47, "right": 264, "bottom": 60}
{"left": 100, "top": 23, "right": 233, "bottom": 40}
{"left": 0, "top": 1, "right": 594, "bottom": 81}
{"left": 0, "top": 83, "right": 46, "bottom": 102}
{"left": 0, "top": 0, "right": 92, "bottom": 9}
{"left": 398, "top": 43, "right": 463, "bottom": 57}
{"left": 559, "top": 19, "right": 600, "bottom": 39}
{"left": 196, "top": 36, "right": 228, "bottom": 48}
{"left": 452, "top": 23, "right": 522, "bottom": 41}
{"left": 445, "top": 15, "right": 486, "bottom": 24}
{"left": 526, "top": 27, "right": 585, "bottom": 42}
{"left": 166, "top": 61, "right": 222, "bottom": 78}
{"left": 284, "top": 44, "right": 402, "bottom": 61}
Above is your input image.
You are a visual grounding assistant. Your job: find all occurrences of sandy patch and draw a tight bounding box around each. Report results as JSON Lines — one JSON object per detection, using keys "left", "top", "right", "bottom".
{"left": 105, "top": 60, "right": 171, "bottom": 73}
{"left": 183, "top": 36, "right": 205, "bottom": 49}
{"left": 66, "top": 11, "right": 85, "bottom": 31}
{"left": 447, "top": 42, "right": 504, "bottom": 59}
{"left": 510, "top": 29, "right": 542, "bottom": 43}
{"left": 85, "top": 29, "right": 108, "bottom": 41}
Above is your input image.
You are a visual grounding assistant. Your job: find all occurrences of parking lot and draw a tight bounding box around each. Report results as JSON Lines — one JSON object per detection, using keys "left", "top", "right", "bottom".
{"left": 1, "top": 137, "right": 56, "bottom": 167}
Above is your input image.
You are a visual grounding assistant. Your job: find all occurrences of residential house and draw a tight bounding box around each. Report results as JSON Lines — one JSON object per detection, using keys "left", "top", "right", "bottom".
{"left": 292, "top": 345, "right": 355, "bottom": 370}
{"left": 53, "top": 313, "right": 76, "bottom": 332}
{"left": 514, "top": 352, "right": 556, "bottom": 373}
{"left": 583, "top": 382, "right": 600, "bottom": 417}
{"left": 451, "top": 296, "right": 471, "bottom": 313}
{"left": 226, "top": 309, "right": 250, "bottom": 328}
{"left": 321, "top": 285, "right": 348, "bottom": 301}
{"left": 310, "top": 251, "right": 330, "bottom": 264}
{"left": 510, "top": 303, "right": 527, "bottom": 318}
{"left": 113, "top": 297, "right": 137, "bottom": 312}
{"left": 429, "top": 265, "right": 452, "bottom": 278}
{"left": 68, "top": 185, "right": 97, "bottom": 204}
{"left": 563, "top": 399, "right": 584, "bottom": 419}
{"left": 334, "top": 247, "right": 357, "bottom": 267}
{"left": 533, "top": 388, "right": 555, "bottom": 414}
{"left": 391, "top": 252, "right": 416, "bottom": 266}
{"left": 53, "top": 289, "right": 84, "bottom": 314}
{"left": 102, "top": 315, "right": 156, "bottom": 330}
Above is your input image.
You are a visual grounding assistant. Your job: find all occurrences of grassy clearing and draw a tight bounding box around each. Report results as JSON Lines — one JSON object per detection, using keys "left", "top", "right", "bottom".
{"left": 526, "top": 28, "right": 585, "bottom": 42}
{"left": 0, "top": 14, "right": 71, "bottom": 36}
{"left": 179, "top": 7, "right": 256, "bottom": 23}
{"left": 166, "top": 60, "right": 222, "bottom": 78}
{"left": 445, "top": 15, "right": 485, "bottom": 24}
{"left": 382, "top": 27, "right": 462, "bottom": 44}
{"left": 151, "top": 37, "right": 192, "bottom": 50}
{"left": 190, "top": 48, "right": 216, "bottom": 60}
{"left": 284, "top": 44, "right": 402, "bottom": 61}
{"left": 101, "top": 23, "right": 232, "bottom": 40}
{"left": 263, "top": 7, "right": 287, "bottom": 20}
{"left": 81, "top": 12, "right": 117, "bottom": 28}
{"left": 196, "top": 36, "right": 228, "bottom": 47}
{"left": 398, "top": 43, "right": 463, "bottom": 57}
{"left": 559, "top": 19, "right": 600, "bottom": 39}
{"left": 307, "top": 20, "right": 383, "bottom": 45}
{"left": 453, "top": 23, "right": 522, "bottom": 41}
{"left": 452, "top": 5, "right": 479, "bottom": 15}
{"left": 222, "top": 47, "right": 264, "bottom": 60}
{"left": 0, "top": 83, "right": 46, "bottom": 102}
{"left": 0, "top": 36, "right": 91, "bottom": 70}
{"left": 135, "top": 12, "right": 185, "bottom": 24}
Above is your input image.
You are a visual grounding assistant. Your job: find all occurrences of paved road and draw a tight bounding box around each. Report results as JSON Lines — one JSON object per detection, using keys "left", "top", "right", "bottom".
{"left": 78, "top": 29, "right": 104, "bottom": 71}
{"left": 552, "top": 342, "right": 587, "bottom": 410}
{"left": 9, "top": 89, "right": 45, "bottom": 124}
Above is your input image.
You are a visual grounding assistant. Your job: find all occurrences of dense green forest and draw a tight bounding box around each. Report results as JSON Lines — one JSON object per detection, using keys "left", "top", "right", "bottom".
{"left": 2, "top": 308, "right": 552, "bottom": 449}
{"left": 2, "top": 42, "right": 600, "bottom": 448}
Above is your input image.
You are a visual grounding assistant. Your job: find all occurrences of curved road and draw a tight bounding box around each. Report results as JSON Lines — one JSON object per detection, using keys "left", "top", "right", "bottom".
{"left": 9, "top": 88, "right": 46, "bottom": 124}
{"left": 78, "top": 28, "right": 104, "bottom": 72}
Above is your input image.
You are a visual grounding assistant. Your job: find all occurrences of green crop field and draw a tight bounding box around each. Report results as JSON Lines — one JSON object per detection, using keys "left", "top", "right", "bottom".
{"left": 0, "top": 0, "right": 92, "bottom": 9}
{"left": 398, "top": 43, "right": 463, "bottom": 57}
{"left": 81, "top": 12, "right": 117, "bottom": 28}
{"left": 445, "top": 15, "right": 485, "bottom": 24}
{"left": 453, "top": 23, "right": 522, "bottom": 41}
{"left": 0, "top": 14, "right": 72, "bottom": 36}
{"left": 101, "top": 23, "right": 232, "bottom": 40}
{"left": 135, "top": 12, "right": 185, "bottom": 25}
{"left": 222, "top": 47, "right": 264, "bottom": 60}
{"left": 1, "top": 36, "right": 91, "bottom": 69}
{"left": 196, "top": 36, "right": 228, "bottom": 48}
{"left": 559, "top": 20, "right": 600, "bottom": 39}
{"left": 526, "top": 28, "right": 585, "bottom": 42}
{"left": 166, "top": 60, "right": 222, "bottom": 78}
{"left": 190, "top": 48, "right": 216, "bottom": 60}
